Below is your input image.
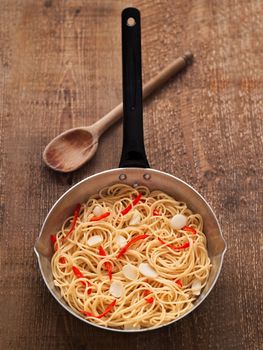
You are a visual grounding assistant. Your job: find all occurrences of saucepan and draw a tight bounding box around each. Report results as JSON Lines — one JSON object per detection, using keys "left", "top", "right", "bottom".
{"left": 35, "top": 8, "right": 227, "bottom": 332}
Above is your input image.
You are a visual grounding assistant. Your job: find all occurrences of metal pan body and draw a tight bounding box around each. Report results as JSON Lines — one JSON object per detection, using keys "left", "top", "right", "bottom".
{"left": 34, "top": 167, "right": 226, "bottom": 332}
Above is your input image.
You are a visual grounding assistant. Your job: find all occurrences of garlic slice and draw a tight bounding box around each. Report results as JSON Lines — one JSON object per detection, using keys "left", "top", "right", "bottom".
{"left": 93, "top": 205, "right": 103, "bottom": 216}
{"left": 116, "top": 235, "right": 127, "bottom": 248}
{"left": 54, "top": 280, "right": 60, "bottom": 287}
{"left": 171, "top": 214, "right": 187, "bottom": 229}
{"left": 129, "top": 209, "right": 141, "bottom": 226}
{"left": 109, "top": 280, "right": 124, "bottom": 298}
{"left": 122, "top": 264, "right": 139, "bottom": 280}
{"left": 139, "top": 263, "right": 158, "bottom": 278}
{"left": 87, "top": 235, "right": 103, "bottom": 247}
{"left": 191, "top": 279, "right": 202, "bottom": 295}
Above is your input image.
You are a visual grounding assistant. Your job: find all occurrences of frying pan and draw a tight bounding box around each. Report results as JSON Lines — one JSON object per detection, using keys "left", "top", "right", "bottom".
{"left": 35, "top": 8, "right": 227, "bottom": 332}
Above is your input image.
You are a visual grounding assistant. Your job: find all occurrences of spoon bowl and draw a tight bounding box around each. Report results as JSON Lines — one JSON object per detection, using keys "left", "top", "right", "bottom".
{"left": 43, "top": 127, "right": 98, "bottom": 172}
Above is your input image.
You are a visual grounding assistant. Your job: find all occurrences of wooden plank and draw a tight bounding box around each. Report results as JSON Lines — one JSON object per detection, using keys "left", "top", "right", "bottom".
{"left": 0, "top": 0, "right": 262, "bottom": 349}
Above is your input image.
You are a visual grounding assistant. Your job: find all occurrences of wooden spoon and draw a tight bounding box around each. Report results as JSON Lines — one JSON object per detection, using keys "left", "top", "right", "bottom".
{"left": 43, "top": 52, "right": 193, "bottom": 172}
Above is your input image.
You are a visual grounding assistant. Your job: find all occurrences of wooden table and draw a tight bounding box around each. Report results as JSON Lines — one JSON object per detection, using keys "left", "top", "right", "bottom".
{"left": 1, "top": 1, "right": 262, "bottom": 349}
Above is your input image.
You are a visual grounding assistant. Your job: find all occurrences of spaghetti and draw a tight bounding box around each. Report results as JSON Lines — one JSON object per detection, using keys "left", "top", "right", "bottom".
{"left": 51, "top": 184, "right": 211, "bottom": 329}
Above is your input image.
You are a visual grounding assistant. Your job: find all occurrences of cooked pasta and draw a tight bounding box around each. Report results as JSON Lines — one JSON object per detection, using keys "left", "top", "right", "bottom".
{"left": 51, "top": 184, "right": 211, "bottom": 329}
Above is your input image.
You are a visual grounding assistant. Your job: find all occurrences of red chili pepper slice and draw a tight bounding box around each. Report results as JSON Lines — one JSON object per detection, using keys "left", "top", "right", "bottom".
{"left": 132, "top": 192, "right": 142, "bottom": 206}
{"left": 121, "top": 193, "right": 142, "bottom": 215}
{"left": 158, "top": 238, "right": 190, "bottom": 250}
{"left": 99, "top": 246, "right": 106, "bottom": 256}
{"left": 63, "top": 204, "right": 81, "bottom": 241}
{"left": 107, "top": 265, "right": 112, "bottom": 281}
{"left": 98, "top": 246, "right": 112, "bottom": 281}
{"left": 81, "top": 299, "right": 116, "bottom": 319}
{"left": 50, "top": 235, "right": 56, "bottom": 244}
{"left": 153, "top": 209, "right": 160, "bottom": 216}
{"left": 72, "top": 266, "right": 86, "bottom": 286}
{"left": 59, "top": 257, "right": 66, "bottom": 264}
{"left": 177, "top": 242, "right": 190, "bottom": 249}
{"left": 157, "top": 237, "right": 174, "bottom": 249}
{"left": 121, "top": 203, "right": 132, "bottom": 215}
{"left": 87, "top": 285, "right": 92, "bottom": 295}
{"left": 90, "top": 212, "right": 110, "bottom": 222}
{"left": 72, "top": 266, "right": 92, "bottom": 294}
{"left": 117, "top": 234, "right": 149, "bottom": 258}
{"left": 50, "top": 235, "right": 58, "bottom": 251}
{"left": 183, "top": 226, "right": 197, "bottom": 234}
{"left": 143, "top": 290, "right": 155, "bottom": 302}
{"left": 175, "top": 279, "right": 183, "bottom": 288}
{"left": 145, "top": 297, "right": 154, "bottom": 303}
{"left": 80, "top": 310, "right": 94, "bottom": 317}
{"left": 143, "top": 289, "right": 151, "bottom": 296}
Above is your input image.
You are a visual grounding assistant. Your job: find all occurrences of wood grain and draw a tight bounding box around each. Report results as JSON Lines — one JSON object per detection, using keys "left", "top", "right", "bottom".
{"left": 0, "top": 0, "right": 262, "bottom": 349}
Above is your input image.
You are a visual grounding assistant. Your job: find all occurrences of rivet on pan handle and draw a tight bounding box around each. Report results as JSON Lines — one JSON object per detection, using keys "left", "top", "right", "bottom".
{"left": 119, "top": 7, "right": 150, "bottom": 168}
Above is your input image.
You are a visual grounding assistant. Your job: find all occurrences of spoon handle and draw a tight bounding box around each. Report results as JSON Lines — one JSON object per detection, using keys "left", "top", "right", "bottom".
{"left": 91, "top": 51, "right": 193, "bottom": 138}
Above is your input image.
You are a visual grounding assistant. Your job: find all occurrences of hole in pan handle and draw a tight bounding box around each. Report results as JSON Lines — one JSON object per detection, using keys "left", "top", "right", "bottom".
{"left": 119, "top": 8, "right": 150, "bottom": 169}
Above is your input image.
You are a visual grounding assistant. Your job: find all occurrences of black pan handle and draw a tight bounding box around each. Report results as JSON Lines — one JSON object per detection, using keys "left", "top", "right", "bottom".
{"left": 119, "top": 8, "right": 150, "bottom": 168}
